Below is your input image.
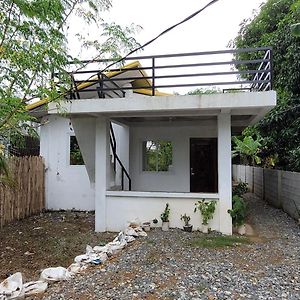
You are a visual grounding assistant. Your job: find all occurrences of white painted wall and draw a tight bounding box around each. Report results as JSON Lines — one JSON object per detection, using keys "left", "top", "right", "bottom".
{"left": 112, "top": 123, "right": 130, "bottom": 188}
{"left": 40, "top": 115, "right": 129, "bottom": 212}
{"left": 71, "top": 117, "right": 96, "bottom": 183}
{"left": 217, "top": 113, "right": 232, "bottom": 235}
{"left": 95, "top": 117, "right": 110, "bottom": 231}
{"left": 129, "top": 120, "right": 217, "bottom": 192}
{"left": 40, "top": 115, "right": 95, "bottom": 211}
{"left": 106, "top": 192, "right": 220, "bottom": 232}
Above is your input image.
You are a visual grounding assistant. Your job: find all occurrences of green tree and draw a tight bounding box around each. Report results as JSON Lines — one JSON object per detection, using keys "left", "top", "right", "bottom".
{"left": 231, "top": 0, "right": 300, "bottom": 171}
{"left": 0, "top": 0, "right": 140, "bottom": 140}
{"left": 0, "top": 0, "right": 140, "bottom": 179}
{"left": 232, "top": 136, "right": 262, "bottom": 166}
{"left": 187, "top": 87, "right": 221, "bottom": 95}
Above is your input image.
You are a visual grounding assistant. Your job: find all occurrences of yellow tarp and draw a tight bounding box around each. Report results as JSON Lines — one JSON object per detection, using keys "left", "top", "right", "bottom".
{"left": 26, "top": 61, "right": 170, "bottom": 111}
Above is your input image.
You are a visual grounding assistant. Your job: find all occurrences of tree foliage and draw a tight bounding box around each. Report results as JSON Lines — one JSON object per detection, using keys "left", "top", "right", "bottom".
{"left": 232, "top": 136, "right": 262, "bottom": 166}
{"left": 0, "top": 0, "right": 141, "bottom": 182}
{"left": 231, "top": 0, "right": 300, "bottom": 171}
{"left": 0, "top": 0, "right": 141, "bottom": 140}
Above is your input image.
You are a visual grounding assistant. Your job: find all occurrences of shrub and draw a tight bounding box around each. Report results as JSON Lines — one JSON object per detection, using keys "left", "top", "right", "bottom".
{"left": 194, "top": 199, "right": 216, "bottom": 225}
{"left": 160, "top": 203, "right": 170, "bottom": 222}
{"left": 233, "top": 182, "right": 248, "bottom": 197}
{"left": 228, "top": 195, "right": 247, "bottom": 227}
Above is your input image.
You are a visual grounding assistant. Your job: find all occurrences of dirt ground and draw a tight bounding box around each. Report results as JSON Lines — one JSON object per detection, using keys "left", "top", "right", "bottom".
{"left": 0, "top": 211, "right": 115, "bottom": 282}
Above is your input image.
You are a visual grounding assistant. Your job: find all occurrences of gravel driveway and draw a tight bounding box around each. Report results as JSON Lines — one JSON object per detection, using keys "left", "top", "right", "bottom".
{"left": 42, "top": 194, "right": 300, "bottom": 300}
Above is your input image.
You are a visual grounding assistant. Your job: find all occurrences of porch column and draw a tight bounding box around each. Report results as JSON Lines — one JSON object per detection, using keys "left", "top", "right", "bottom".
{"left": 95, "top": 117, "right": 110, "bottom": 232}
{"left": 218, "top": 113, "right": 232, "bottom": 235}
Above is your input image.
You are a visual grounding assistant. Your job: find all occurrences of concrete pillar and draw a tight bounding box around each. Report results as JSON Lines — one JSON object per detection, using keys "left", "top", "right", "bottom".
{"left": 95, "top": 117, "right": 110, "bottom": 232}
{"left": 218, "top": 113, "right": 232, "bottom": 235}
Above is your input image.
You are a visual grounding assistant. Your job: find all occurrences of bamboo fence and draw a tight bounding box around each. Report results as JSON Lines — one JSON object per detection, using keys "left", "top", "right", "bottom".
{"left": 0, "top": 156, "right": 45, "bottom": 228}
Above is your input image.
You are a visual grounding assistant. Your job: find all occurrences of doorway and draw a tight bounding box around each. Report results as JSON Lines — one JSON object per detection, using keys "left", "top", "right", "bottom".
{"left": 190, "top": 138, "right": 218, "bottom": 193}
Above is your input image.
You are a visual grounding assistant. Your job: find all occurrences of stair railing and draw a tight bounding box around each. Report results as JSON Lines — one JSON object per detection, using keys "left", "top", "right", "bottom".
{"left": 109, "top": 123, "right": 132, "bottom": 191}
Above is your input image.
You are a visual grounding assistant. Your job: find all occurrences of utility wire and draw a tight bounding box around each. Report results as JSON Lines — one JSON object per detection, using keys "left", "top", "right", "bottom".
{"left": 100, "top": 0, "right": 220, "bottom": 73}
{"left": 68, "top": 0, "right": 220, "bottom": 85}
{"left": 31, "top": 0, "right": 220, "bottom": 107}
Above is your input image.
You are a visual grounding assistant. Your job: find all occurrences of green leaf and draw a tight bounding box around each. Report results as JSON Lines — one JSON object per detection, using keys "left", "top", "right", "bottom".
{"left": 291, "top": 23, "right": 300, "bottom": 36}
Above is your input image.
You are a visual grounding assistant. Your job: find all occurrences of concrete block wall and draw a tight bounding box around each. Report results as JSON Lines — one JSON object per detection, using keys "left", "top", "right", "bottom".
{"left": 253, "top": 167, "right": 263, "bottom": 199}
{"left": 264, "top": 169, "right": 281, "bottom": 208}
{"left": 281, "top": 171, "right": 300, "bottom": 220}
{"left": 233, "top": 165, "right": 300, "bottom": 221}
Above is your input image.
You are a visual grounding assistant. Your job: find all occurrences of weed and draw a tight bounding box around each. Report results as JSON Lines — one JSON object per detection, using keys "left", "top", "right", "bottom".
{"left": 197, "top": 283, "right": 207, "bottom": 293}
{"left": 190, "top": 235, "right": 250, "bottom": 248}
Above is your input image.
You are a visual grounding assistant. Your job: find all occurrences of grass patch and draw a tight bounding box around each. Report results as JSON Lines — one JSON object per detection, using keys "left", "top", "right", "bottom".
{"left": 190, "top": 235, "right": 250, "bottom": 248}
{"left": 146, "top": 239, "right": 155, "bottom": 245}
{"left": 197, "top": 283, "right": 208, "bottom": 293}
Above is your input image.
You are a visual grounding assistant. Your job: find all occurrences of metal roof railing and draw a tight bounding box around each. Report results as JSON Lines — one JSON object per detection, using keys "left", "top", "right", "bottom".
{"left": 58, "top": 47, "right": 273, "bottom": 99}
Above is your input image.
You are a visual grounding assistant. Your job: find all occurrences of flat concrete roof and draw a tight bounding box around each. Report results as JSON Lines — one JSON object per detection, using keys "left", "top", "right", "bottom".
{"left": 49, "top": 91, "right": 276, "bottom": 130}
{"left": 50, "top": 91, "right": 275, "bottom": 114}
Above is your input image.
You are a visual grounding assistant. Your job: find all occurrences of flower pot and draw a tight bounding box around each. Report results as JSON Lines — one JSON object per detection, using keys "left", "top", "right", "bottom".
{"left": 162, "top": 221, "right": 169, "bottom": 231}
{"left": 142, "top": 222, "right": 151, "bottom": 232}
{"left": 237, "top": 224, "right": 246, "bottom": 235}
{"left": 201, "top": 224, "right": 209, "bottom": 234}
{"left": 152, "top": 219, "right": 159, "bottom": 227}
{"left": 183, "top": 225, "right": 193, "bottom": 232}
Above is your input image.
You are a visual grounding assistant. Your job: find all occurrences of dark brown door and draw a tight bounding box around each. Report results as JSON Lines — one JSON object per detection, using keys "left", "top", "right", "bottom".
{"left": 190, "top": 138, "right": 218, "bottom": 193}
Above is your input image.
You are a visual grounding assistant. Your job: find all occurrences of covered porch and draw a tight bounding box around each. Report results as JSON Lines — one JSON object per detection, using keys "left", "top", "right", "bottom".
{"left": 50, "top": 91, "right": 276, "bottom": 235}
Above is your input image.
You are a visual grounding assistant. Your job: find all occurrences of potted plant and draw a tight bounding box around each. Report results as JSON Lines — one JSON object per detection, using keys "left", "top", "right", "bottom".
{"left": 160, "top": 203, "right": 170, "bottom": 231}
{"left": 194, "top": 199, "right": 216, "bottom": 233}
{"left": 142, "top": 221, "right": 151, "bottom": 232}
{"left": 152, "top": 218, "right": 158, "bottom": 227}
{"left": 180, "top": 213, "right": 193, "bottom": 232}
{"left": 228, "top": 195, "right": 247, "bottom": 235}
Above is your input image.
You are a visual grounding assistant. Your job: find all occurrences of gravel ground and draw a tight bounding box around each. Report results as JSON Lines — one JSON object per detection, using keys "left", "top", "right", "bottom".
{"left": 41, "top": 194, "right": 300, "bottom": 300}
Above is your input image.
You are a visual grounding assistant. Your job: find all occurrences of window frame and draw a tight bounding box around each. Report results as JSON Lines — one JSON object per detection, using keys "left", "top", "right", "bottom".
{"left": 141, "top": 140, "right": 173, "bottom": 173}
{"left": 69, "top": 134, "right": 85, "bottom": 166}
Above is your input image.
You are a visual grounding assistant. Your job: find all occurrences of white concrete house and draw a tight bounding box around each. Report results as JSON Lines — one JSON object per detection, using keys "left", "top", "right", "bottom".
{"left": 28, "top": 49, "right": 276, "bottom": 234}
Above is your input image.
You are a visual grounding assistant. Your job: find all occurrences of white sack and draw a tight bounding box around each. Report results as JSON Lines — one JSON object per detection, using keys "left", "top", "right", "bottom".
{"left": 40, "top": 267, "right": 71, "bottom": 282}
{"left": 106, "top": 241, "right": 127, "bottom": 255}
{"left": 67, "top": 263, "right": 87, "bottom": 275}
{"left": 23, "top": 281, "right": 48, "bottom": 296}
{"left": 134, "top": 226, "right": 148, "bottom": 237}
{"left": 124, "top": 235, "right": 136, "bottom": 243}
{"left": 136, "top": 230, "right": 147, "bottom": 237}
{"left": 93, "top": 245, "right": 109, "bottom": 253}
{"left": 97, "top": 252, "right": 108, "bottom": 263}
{"left": 85, "top": 245, "right": 93, "bottom": 255}
{"left": 0, "top": 272, "right": 25, "bottom": 300}
{"left": 124, "top": 227, "right": 138, "bottom": 237}
{"left": 74, "top": 254, "right": 89, "bottom": 264}
{"left": 113, "top": 232, "right": 126, "bottom": 243}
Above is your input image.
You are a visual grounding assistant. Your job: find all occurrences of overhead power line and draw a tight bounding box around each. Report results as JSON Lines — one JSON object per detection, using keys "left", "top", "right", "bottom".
{"left": 101, "top": 0, "right": 220, "bottom": 73}
{"left": 35, "top": 0, "right": 220, "bottom": 106}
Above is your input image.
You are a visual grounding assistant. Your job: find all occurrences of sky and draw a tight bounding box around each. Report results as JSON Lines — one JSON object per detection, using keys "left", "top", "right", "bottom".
{"left": 70, "top": 0, "right": 265, "bottom": 58}
{"left": 106, "top": 0, "right": 264, "bottom": 56}
{"left": 68, "top": 0, "right": 266, "bottom": 93}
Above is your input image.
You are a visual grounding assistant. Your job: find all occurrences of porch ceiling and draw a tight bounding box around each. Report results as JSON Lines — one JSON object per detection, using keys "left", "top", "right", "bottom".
{"left": 49, "top": 91, "right": 276, "bottom": 133}
{"left": 110, "top": 115, "right": 256, "bottom": 135}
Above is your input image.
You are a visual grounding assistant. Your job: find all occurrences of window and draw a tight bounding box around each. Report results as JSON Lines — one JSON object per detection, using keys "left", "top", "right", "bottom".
{"left": 142, "top": 140, "right": 172, "bottom": 171}
{"left": 70, "top": 136, "right": 84, "bottom": 165}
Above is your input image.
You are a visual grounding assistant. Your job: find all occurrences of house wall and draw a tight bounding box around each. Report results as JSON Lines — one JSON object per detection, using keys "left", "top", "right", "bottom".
{"left": 93, "top": 114, "right": 231, "bottom": 234}
{"left": 105, "top": 192, "right": 220, "bottom": 231}
{"left": 40, "top": 115, "right": 95, "bottom": 211}
{"left": 40, "top": 116, "right": 129, "bottom": 211}
{"left": 129, "top": 120, "right": 217, "bottom": 192}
